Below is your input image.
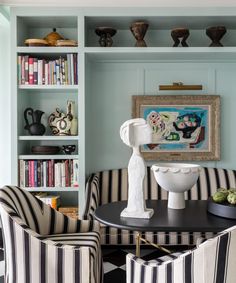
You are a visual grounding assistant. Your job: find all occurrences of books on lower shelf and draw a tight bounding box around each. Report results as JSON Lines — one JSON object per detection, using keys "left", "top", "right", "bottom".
{"left": 58, "top": 206, "right": 79, "bottom": 219}
{"left": 19, "top": 159, "right": 79, "bottom": 188}
{"left": 34, "top": 192, "right": 60, "bottom": 209}
{"left": 18, "top": 54, "right": 78, "bottom": 85}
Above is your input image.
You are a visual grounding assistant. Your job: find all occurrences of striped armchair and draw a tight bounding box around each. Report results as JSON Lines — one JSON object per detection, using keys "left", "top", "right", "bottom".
{"left": 126, "top": 225, "right": 236, "bottom": 283}
{"left": 0, "top": 186, "right": 103, "bottom": 283}
{"left": 83, "top": 166, "right": 236, "bottom": 246}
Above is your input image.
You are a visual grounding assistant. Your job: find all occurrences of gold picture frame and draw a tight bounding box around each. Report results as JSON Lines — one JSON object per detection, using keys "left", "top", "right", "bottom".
{"left": 132, "top": 95, "right": 220, "bottom": 161}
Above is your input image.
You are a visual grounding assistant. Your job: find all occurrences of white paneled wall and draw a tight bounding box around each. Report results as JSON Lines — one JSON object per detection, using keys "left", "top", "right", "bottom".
{"left": 0, "top": 12, "right": 10, "bottom": 186}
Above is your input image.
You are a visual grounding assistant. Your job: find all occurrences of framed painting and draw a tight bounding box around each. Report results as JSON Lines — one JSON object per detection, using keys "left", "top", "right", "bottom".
{"left": 132, "top": 95, "right": 220, "bottom": 161}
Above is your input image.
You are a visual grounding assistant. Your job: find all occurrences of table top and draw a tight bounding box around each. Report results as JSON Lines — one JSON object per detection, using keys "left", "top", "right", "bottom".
{"left": 94, "top": 200, "right": 236, "bottom": 232}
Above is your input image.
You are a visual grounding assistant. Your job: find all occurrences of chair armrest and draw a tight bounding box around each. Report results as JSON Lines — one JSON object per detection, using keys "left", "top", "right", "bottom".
{"left": 16, "top": 223, "right": 102, "bottom": 283}
{"left": 81, "top": 174, "right": 100, "bottom": 220}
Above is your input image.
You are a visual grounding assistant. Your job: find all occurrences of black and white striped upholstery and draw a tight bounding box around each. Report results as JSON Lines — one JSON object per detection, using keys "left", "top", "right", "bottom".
{"left": 0, "top": 186, "right": 103, "bottom": 283}
{"left": 126, "top": 225, "right": 236, "bottom": 283}
{"left": 82, "top": 167, "right": 236, "bottom": 245}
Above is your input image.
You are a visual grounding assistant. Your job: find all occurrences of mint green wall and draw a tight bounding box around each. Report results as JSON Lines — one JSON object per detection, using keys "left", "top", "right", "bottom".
{"left": 0, "top": 7, "right": 10, "bottom": 187}
{"left": 86, "top": 61, "right": 236, "bottom": 174}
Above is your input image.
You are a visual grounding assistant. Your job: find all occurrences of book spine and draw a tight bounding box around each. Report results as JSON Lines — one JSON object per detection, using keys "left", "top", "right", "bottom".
{"left": 53, "top": 61, "right": 57, "bottom": 85}
{"left": 37, "top": 160, "right": 41, "bottom": 187}
{"left": 70, "top": 54, "right": 74, "bottom": 85}
{"left": 25, "top": 161, "right": 29, "bottom": 187}
{"left": 42, "top": 59, "right": 46, "bottom": 85}
{"left": 56, "top": 60, "right": 60, "bottom": 85}
{"left": 72, "top": 160, "right": 79, "bottom": 187}
{"left": 45, "top": 62, "right": 49, "bottom": 85}
{"left": 38, "top": 60, "right": 43, "bottom": 85}
{"left": 73, "top": 54, "right": 77, "bottom": 85}
{"left": 61, "top": 161, "right": 66, "bottom": 187}
{"left": 51, "top": 159, "right": 54, "bottom": 187}
{"left": 30, "top": 160, "right": 34, "bottom": 188}
{"left": 28, "top": 57, "right": 34, "bottom": 84}
{"left": 46, "top": 160, "right": 49, "bottom": 187}
{"left": 62, "top": 58, "right": 66, "bottom": 85}
{"left": 67, "top": 54, "right": 71, "bottom": 85}
{"left": 34, "top": 160, "right": 37, "bottom": 187}
{"left": 21, "top": 56, "right": 25, "bottom": 84}
{"left": 65, "top": 159, "right": 69, "bottom": 187}
{"left": 18, "top": 55, "right": 22, "bottom": 85}
{"left": 24, "top": 55, "right": 29, "bottom": 85}
{"left": 19, "top": 160, "right": 24, "bottom": 187}
{"left": 33, "top": 58, "right": 38, "bottom": 84}
{"left": 48, "top": 160, "right": 52, "bottom": 187}
{"left": 43, "top": 161, "right": 47, "bottom": 187}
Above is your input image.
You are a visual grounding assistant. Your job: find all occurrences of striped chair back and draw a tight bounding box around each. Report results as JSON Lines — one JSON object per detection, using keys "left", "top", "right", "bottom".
{"left": 95, "top": 166, "right": 236, "bottom": 205}
{"left": 0, "top": 186, "right": 82, "bottom": 235}
{"left": 126, "top": 225, "right": 236, "bottom": 283}
{"left": 0, "top": 186, "right": 102, "bottom": 283}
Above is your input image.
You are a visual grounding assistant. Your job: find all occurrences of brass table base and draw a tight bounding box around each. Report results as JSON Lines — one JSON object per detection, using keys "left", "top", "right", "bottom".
{"left": 135, "top": 232, "right": 171, "bottom": 257}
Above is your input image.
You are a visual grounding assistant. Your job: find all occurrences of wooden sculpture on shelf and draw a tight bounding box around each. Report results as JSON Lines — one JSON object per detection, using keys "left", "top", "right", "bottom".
{"left": 120, "top": 118, "right": 154, "bottom": 219}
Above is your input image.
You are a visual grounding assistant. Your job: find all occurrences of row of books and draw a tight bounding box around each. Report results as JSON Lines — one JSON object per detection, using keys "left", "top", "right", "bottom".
{"left": 19, "top": 159, "right": 79, "bottom": 188}
{"left": 18, "top": 54, "right": 78, "bottom": 85}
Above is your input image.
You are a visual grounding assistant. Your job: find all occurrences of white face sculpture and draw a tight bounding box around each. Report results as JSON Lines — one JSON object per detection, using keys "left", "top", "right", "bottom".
{"left": 120, "top": 118, "right": 153, "bottom": 147}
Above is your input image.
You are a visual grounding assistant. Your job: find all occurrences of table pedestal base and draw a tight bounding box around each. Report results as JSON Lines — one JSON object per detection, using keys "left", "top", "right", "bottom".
{"left": 135, "top": 232, "right": 172, "bottom": 257}
{"left": 120, "top": 208, "right": 154, "bottom": 219}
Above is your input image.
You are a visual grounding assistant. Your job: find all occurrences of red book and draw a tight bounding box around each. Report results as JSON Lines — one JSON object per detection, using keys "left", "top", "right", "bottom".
{"left": 29, "top": 161, "right": 34, "bottom": 188}
{"left": 29, "top": 57, "right": 34, "bottom": 84}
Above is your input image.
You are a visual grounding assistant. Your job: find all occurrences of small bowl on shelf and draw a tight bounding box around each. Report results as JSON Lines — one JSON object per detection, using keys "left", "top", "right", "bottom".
{"left": 31, "top": 146, "right": 60, "bottom": 155}
{"left": 62, "top": 145, "right": 76, "bottom": 155}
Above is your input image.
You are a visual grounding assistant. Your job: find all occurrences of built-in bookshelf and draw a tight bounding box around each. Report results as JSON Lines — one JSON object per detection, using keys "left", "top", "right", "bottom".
{"left": 11, "top": 6, "right": 236, "bottom": 216}
{"left": 11, "top": 11, "right": 81, "bottom": 212}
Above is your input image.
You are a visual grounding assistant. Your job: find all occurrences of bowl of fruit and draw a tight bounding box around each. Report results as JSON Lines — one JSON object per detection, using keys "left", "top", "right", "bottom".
{"left": 207, "top": 188, "right": 236, "bottom": 219}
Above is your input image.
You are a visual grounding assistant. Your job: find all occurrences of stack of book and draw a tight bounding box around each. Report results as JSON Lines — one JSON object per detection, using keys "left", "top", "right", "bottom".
{"left": 58, "top": 206, "right": 79, "bottom": 219}
{"left": 34, "top": 192, "right": 60, "bottom": 209}
{"left": 18, "top": 54, "right": 78, "bottom": 85}
{"left": 19, "top": 159, "right": 79, "bottom": 188}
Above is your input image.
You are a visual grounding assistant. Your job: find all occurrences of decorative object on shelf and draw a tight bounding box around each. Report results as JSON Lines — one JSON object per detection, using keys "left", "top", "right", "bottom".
{"left": 152, "top": 163, "right": 201, "bottom": 209}
{"left": 55, "top": 39, "right": 78, "bottom": 47}
{"left": 171, "top": 28, "right": 190, "bottom": 47}
{"left": 132, "top": 95, "right": 220, "bottom": 161}
{"left": 24, "top": 38, "right": 49, "bottom": 46}
{"left": 95, "top": 27, "right": 117, "bottom": 47}
{"left": 24, "top": 107, "right": 46, "bottom": 136}
{"left": 120, "top": 118, "right": 154, "bottom": 219}
{"left": 159, "top": 82, "right": 202, "bottom": 90}
{"left": 44, "top": 28, "right": 64, "bottom": 46}
{"left": 130, "top": 21, "right": 149, "bottom": 47}
{"left": 68, "top": 100, "right": 78, "bottom": 135}
{"left": 31, "top": 145, "right": 60, "bottom": 155}
{"left": 206, "top": 26, "right": 227, "bottom": 47}
{"left": 62, "top": 145, "right": 76, "bottom": 155}
{"left": 48, "top": 100, "right": 76, "bottom": 136}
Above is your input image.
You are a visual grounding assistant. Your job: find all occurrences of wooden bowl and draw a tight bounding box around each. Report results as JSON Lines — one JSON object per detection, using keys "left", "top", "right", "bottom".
{"left": 24, "top": 38, "right": 49, "bottom": 46}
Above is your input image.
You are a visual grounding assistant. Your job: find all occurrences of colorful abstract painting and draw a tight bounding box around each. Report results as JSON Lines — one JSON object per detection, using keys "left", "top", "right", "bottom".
{"left": 132, "top": 95, "right": 220, "bottom": 161}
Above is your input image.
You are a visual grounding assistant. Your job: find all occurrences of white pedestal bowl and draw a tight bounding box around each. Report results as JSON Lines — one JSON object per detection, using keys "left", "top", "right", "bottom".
{"left": 151, "top": 163, "right": 201, "bottom": 209}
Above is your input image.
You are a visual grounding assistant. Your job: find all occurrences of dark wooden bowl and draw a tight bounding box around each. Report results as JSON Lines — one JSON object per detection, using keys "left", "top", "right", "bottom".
{"left": 31, "top": 146, "right": 60, "bottom": 155}
{"left": 207, "top": 197, "right": 236, "bottom": 219}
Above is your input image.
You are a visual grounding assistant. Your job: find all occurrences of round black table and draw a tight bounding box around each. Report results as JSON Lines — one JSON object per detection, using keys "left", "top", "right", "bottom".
{"left": 94, "top": 200, "right": 236, "bottom": 256}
